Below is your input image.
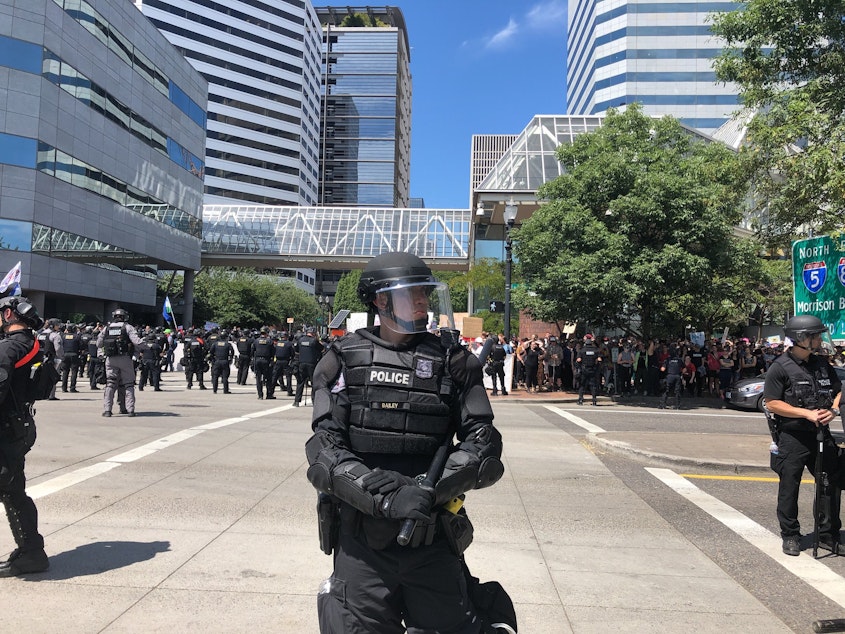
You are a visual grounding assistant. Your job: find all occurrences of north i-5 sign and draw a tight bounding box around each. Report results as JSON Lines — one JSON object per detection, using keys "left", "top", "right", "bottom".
{"left": 792, "top": 234, "right": 845, "bottom": 340}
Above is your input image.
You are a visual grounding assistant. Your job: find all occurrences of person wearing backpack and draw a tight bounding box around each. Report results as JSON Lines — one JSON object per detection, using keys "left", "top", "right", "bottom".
{"left": 0, "top": 294, "right": 49, "bottom": 577}
{"left": 37, "top": 318, "right": 63, "bottom": 401}
{"left": 97, "top": 308, "right": 145, "bottom": 417}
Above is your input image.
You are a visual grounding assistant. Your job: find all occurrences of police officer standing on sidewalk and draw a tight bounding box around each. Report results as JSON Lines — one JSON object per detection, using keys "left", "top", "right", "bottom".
{"left": 97, "top": 308, "right": 145, "bottom": 417}
{"left": 660, "top": 345, "right": 684, "bottom": 410}
{"left": 0, "top": 295, "right": 49, "bottom": 577}
{"left": 138, "top": 334, "right": 163, "bottom": 392}
{"left": 305, "top": 252, "right": 507, "bottom": 632}
{"left": 210, "top": 330, "right": 234, "bottom": 394}
{"left": 576, "top": 334, "right": 602, "bottom": 405}
{"left": 763, "top": 315, "right": 842, "bottom": 556}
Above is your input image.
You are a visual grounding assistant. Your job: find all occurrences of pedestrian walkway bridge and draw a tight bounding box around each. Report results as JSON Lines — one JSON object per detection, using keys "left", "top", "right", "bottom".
{"left": 201, "top": 205, "right": 472, "bottom": 271}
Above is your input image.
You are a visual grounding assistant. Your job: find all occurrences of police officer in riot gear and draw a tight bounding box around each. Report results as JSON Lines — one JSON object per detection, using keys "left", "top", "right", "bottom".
{"left": 0, "top": 295, "right": 49, "bottom": 577}
{"left": 183, "top": 328, "right": 207, "bottom": 390}
{"left": 305, "top": 251, "right": 508, "bottom": 633}
{"left": 60, "top": 324, "right": 81, "bottom": 393}
{"left": 78, "top": 325, "right": 93, "bottom": 379}
{"left": 250, "top": 327, "right": 274, "bottom": 399}
{"left": 764, "top": 315, "right": 842, "bottom": 556}
{"left": 210, "top": 330, "right": 234, "bottom": 394}
{"left": 293, "top": 328, "right": 321, "bottom": 407}
{"left": 235, "top": 329, "right": 253, "bottom": 385}
{"left": 38, "top": 318, "right": 63, "bottom": 401}
{"left": 271, "top": 333, "right": 294, "bottom": 397}
{"left": 97, "top": 308, "right": 145, "bottom": 417}
{"left": 488, "top": 334, "right": 509, "bottom": 396}
{"left": 660, "top": 346, "right": 684, "bottom": 410}
{"left": 576, "top": 334, "right": 602, "bottom": 405}
{"left": 138, "top": 334, "right": 163, "bottom": 391}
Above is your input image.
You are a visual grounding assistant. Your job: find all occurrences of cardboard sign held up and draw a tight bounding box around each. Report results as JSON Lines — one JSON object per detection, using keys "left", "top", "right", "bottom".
{"left": 460, "top": 316, "right": 484, "bottom": 340}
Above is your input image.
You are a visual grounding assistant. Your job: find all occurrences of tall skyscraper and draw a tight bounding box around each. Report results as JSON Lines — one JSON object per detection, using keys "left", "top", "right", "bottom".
{"left": 137, "top": 0, "right": 323, "bottom": 206}
{"left": 315, "top": 6, "right": 411, "bottom": 207}
{"left": 567, "top": 0, "right": 742, "bottom": 135}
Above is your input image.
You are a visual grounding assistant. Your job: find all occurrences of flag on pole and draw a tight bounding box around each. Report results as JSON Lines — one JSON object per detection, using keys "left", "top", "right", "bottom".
{"left": 0, "top": 261, "right": 22, "bottom": 296}
{"left": 162, "top": 295, "right": 175, "bottom": 324}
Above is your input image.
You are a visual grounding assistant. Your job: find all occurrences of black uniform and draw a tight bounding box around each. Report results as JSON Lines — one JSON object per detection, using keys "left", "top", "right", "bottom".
{"left": 0, "top": 328, "right": 48, "bottom": 576}
{"left": 294, "top": 332, "right": 322, "bottom": 406}
{"left": 764, "top": 351, "right": 842, "bottom": 541}
{"left": 139, "top": 338, "right": 163, "bottom": 391}
{"left": 577, "top": 341, "right": 601, "bottom": 405}
{"left": 210, "top": 338, "right": 234, "bottom": 394}
{"left": 183, "top": 335, "right": 207, "bottom": 389}
{"left": 250, "top": 334, "right": 274, "bottom": 399}
{"left": 660, "top": 352, "right": 684, "bottom": 409}
{"left": 60, "top": 328, "right": 81, "bottom": 392}
{"left": 305, "top": 328, "right": 505, "bottom": 632}
{"left": 87, "top": 333, "right": 103, "bottom": 389}
{"left": 271, "top": 337, "right": 295, "bottom": 397}
{"left": 78, "top": 328, "right": 92, "bottom": 378}
{"left": 235, "top": 333, "right": 253, "bottom": 385}
{"left": 488, "top": 341, "right": 508, "bottom": 396}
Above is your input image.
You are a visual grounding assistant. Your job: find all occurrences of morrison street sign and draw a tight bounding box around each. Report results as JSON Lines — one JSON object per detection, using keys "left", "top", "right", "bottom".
{"left": 792, "top": 234, "right": 845, "bottom": 340}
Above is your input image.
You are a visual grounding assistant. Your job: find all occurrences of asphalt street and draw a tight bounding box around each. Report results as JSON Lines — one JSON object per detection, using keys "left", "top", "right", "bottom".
{"left": 0, "top": 373, "right": 832, "bottom": 633}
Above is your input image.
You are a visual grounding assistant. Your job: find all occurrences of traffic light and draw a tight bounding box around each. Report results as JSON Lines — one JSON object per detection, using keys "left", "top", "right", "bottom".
{"left": 489, "top": 300, "right": 504, "bottom": 313}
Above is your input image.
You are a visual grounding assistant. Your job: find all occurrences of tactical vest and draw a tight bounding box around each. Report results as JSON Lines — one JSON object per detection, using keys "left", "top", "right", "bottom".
{"left": 298, "top": 337, "right": 321, "bottom": 365}
{"left": 274, "top": 340, "right": 293, "bottom": 362}
{"left": 212, "top": 340, "right": 231, "bottom": 361}
{"left": 774, "top": 352, "right": 837, "bottom": 432}
{"left": 37, "top": 330, "right": 54, "bottom": 362}
{"left": 337, "top": 333, "right": 452, "bottom": 456}
{"left": 253, "top": 337, "right": 273, "bottom": 358}
{"left": 102, "top": 322, "right": 130, "bottom": 357}
{"left": 236, "top": 336, "right": 252, "bottom": 355}
{"left": 491, "top": 344, "right": 506, "bottom": 362}
{"left": 581, "top": 345, "right": 598, "bottom": 369}
{"left": 665, "top": 357, "right": 683, "bottom": 376}
{"left": 62, "top": 333, "right": 80, "bottom": 354}
{"left": 187, "top": 338, "right": 205, "bottom": 361}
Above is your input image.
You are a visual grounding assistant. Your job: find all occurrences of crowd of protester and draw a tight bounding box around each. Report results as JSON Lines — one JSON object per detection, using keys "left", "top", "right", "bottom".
{"left": 472, "top": 331, "right": 845, "bottom": 403}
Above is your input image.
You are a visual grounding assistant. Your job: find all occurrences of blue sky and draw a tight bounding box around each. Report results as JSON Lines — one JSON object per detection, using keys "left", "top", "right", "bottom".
{"left": 389, "top": 1, "right": 568, "bottom": 209}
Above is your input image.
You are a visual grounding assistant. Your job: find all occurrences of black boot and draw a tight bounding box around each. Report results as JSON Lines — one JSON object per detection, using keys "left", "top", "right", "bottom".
{"left": 0, "top": 501, "right": 48, "bottom": 577}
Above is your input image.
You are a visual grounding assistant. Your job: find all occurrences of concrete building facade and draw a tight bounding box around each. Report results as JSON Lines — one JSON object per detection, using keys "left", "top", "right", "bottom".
{"left": 0, "top": 0, "right": 206, "bottom": 318}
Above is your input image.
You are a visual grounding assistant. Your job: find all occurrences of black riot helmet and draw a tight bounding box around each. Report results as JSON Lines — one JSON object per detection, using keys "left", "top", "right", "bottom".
{"left": 784, "top": 314, "right": 831, "bottom": 353}
{"left": 0, "top": 295, "right": 43, "bottom": 330}
{"left": 112, "top": 308, "right": 129, "bottom": 322}
{"left": 357, "top": 252, "right": 453, "bottom": 334}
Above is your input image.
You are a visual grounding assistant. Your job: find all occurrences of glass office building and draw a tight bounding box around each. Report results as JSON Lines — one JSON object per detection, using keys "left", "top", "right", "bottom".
{"left": 0, "top": 0, "right": 206, "bottom": 317}
{"left": 138, "top": 0, "right": 323, "bottom": 207}
{"left": 567, "top": 0, "right": 743, "bottom": 135}
{"left": 315, "top": 6, "right": 411, "bottom": 208}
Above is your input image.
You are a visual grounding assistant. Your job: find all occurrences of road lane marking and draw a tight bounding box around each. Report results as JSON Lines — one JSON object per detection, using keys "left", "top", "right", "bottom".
{"left": 28, "top": 404, "right": 294, "bottom": 500}
{"left": 681, "top": 473, "right": 814, "bottom": 484}
{"left": 543, "top": 405, "right": 606, "bottom": 433}
{"left": 647, "top": 467, "right": 845, "bottom": 609}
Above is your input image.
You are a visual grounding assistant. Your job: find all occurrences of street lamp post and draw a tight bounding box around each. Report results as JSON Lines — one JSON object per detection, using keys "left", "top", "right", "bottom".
{"left": 503, "top": 199, "right": 518, "bottom": 343}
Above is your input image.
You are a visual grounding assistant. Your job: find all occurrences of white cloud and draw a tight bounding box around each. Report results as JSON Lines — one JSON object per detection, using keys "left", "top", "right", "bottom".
{"left": 526, "top": 1, "right": 567, "bottom": 30}
{"left": 484, "top": 18, "right": 519, "bottom": 49}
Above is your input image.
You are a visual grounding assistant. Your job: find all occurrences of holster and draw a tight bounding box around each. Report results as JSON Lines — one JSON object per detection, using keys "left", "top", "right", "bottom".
{"left": 439, "top": 506, "right": 474, "bottom": 556}
{"left": 317, "top": 493, "right": 340, "bottom": 556}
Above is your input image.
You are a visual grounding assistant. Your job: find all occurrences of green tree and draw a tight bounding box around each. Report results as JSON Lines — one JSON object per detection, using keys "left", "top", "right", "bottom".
{"left": 334, "top": 269, "right": 367, "bottom": 314}
{"left": 187, "top": 268, "right": 318, "bottom": 329}
{"left": 710, "top": 1, "right": 845, "bottom": 242}
{"left": 515, "top": 105, "right": 760, "bottom": 340}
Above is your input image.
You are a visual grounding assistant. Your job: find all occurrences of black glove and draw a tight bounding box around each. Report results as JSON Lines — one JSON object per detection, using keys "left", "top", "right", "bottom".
{"left": 361, "top": 468, "right": 415, "bottom": 496}
{"left": 378, "top": 485, "right": 434, "bottom": 521}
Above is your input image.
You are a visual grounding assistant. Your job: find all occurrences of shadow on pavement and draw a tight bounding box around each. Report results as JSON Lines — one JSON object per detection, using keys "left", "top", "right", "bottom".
{"left": 26, "top": 540, "right": 171, "bottom": 581}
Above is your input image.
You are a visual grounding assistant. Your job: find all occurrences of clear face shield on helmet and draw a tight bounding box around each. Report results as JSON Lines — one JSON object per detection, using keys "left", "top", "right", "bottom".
{"left": 374, "top": 280, "right": 454, "bottom": 335}
{"left": 786, "top": 330, "right": 836, "bottom": 356}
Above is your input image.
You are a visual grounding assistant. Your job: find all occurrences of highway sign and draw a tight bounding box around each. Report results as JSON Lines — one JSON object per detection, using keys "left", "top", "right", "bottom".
{"left": 792, "top": 234, "right": 845, "bottom": 340}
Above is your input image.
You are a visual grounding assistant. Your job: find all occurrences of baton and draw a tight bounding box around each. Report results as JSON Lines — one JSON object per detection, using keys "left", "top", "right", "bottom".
{"left": 813, "top": 424, "right": 825, "bottom": 559}
{"left": 813, "top": 619, "right": 845, "bottom": 633}
{"left": 396, "top": 439, "right": 451, "bottom": 546}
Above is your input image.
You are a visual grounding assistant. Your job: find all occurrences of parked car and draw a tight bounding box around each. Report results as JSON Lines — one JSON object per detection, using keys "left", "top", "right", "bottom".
{"left": 726, "top": 366, "right": 845, "bottom": 412}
